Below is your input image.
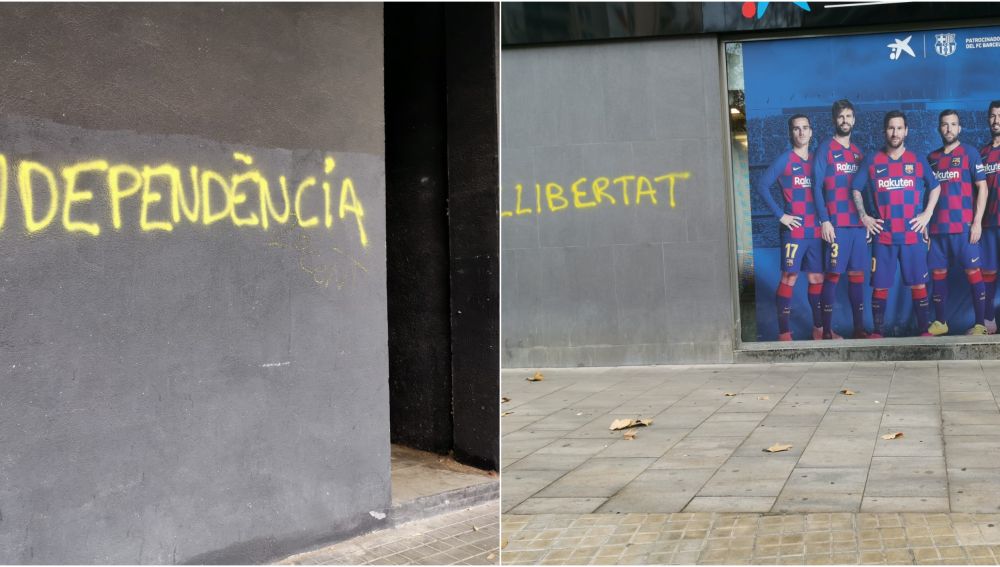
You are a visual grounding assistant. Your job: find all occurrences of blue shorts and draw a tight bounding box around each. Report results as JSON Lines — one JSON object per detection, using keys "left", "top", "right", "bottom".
{"left": 824, "top": 226, "right": 869, "bottom": 273}
{"left": 928, "top": 230, "right": 982, "bottom": 271}
{"left": 780, "top": 234, "right": 823, "bottom": 274}
{"left": 981, "top": 226, "right": 1000, "bottom": 272}
{"left": 871, "top": 242, "right": 929, "bottom": 289}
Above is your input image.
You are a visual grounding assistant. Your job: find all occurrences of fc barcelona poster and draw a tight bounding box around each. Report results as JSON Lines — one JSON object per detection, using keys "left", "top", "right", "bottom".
{"left": 730, "top": 24, "right": 1000, "bottom": 342}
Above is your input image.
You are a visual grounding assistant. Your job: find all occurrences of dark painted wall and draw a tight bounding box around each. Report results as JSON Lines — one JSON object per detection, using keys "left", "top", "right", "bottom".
{"left": 0, "top": 4, "right": 389, "bottom": 564}
{"left": 385, "top": 3, "right": 499, "bottom": 470}
{"left": 501, "top": 36, "right": 735, "bottom": 367}
{"left": 385, "top": 3, "right": 454, "bottom": 455}
{"left": 386, "top": 3, "right": 499, "bottom": 469}
{"left": 446, "top": 4, "right": 501, "bottom": 471}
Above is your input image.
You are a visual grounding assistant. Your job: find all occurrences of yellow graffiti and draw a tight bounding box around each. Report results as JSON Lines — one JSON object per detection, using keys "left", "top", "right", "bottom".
{"left": 19, "top": 160, "right": 59, "bottom": 233}
{"left": 0, "top": 152, "right": 369, "bottom": 247}
{"left": 62, "top": 160, "right": 107, "bottom": 236}
{"left": 0, "top": 155, "right": 6, "bottom": 230}
{"left": 501, "top": 172, "right": 691, "bottom": 217}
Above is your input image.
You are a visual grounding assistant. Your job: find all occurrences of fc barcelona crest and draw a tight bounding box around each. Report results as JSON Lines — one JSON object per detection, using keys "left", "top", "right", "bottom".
{"left": 935, "top": 33, "right": 957, "bottom": 57}
{"left": 952, "top": 156, "right": 962, "bottom": 167}
{"left": 904, "top": 164, "right": 915, "bottom": 175}
{"left": 786, "top": 258, "right": 794, "bottom": 267}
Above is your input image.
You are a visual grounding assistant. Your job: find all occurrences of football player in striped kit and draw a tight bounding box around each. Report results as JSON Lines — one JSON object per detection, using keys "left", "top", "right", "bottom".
{"left": 979, "top": 101, "right": 1000, "bottom": 333}
{"left": 925, "top": 110, "right": 988, "bottom": 336}
{"left": 755, "top": 114, "right": 825, "bottom": 341}
{"left": 812, "top": 100, "right": 872, "bottom": 339}
{"left": 851, "top": 111, "right": 941, "bottom": 337}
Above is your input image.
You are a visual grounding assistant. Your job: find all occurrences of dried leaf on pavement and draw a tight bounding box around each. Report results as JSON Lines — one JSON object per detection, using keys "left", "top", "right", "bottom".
{"left": 724, "top": 392, "right": 736, "bottom": 397}
{"left": 757, "top": 395, "right": 770, "bottom": 400}
{"left": 764, "top": 443, "right": 793, "bottom": 453}
{"left": 841, "top": 389, "right": 856, "bottom": 395}
{"left": 501, "top": 538, "right": 509, "bottom": 549}
{"left": 472, "top": 525, "right": 479, "bottom": 531}
{"left": 487, "top": 553, "right": 496, "bottom": 561}
{"left": 501, "top": 411, "right": 513, "bottom": 417}
{"left": 527, "top": 372, "right": 544, "bottom": 381}
{"left": 609, "top": 417, "right": 654, "bottom": 431}
{"left": 501, "top": 397, "right": 511, "bottom": 403}
{"left": 881, "top": 432, "right": 904, "bottom": 440}
{"left": 623, "top": 429, "right": 637, "bottom": 440}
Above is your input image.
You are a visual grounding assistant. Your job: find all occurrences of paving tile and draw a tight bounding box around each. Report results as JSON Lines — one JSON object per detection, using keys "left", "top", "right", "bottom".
{"left": 732, "top": 426, "right": 816, "bottom": 457}
{"left": 815, "top": 411, "right": 884, "bottom": 433}
{"left": 596, "top": 469, "right": 716, "bottom": 513}
{"left": 865, "top": 457, "right": 948, "bottom": 498}
{"left": 716, "top": 394, "right": 782, "bottom": 413}
{"left": 781, "top": 467, "right": 868, "bottom": 495}
{"left": 772, "top": 492, "right": 864, "bottom": 513}
{"left": 944, "top": 436, "right": 1000, "bottom": 468}
{"left": 874, "top": 426, "right": 944, "bottom": 457}
{"left": 535, "top": 458, "right": 655, "bottom": 498}
{"left": 502, "top": 470, "right": 568, "bottom": 512}
{"left": 530, "top": 409, "right": 611, "bottom": 431}
{"left": 942, "top": 412, "right": 1000, "bottom": 426}
{"left": 861, "top": 497, "right": 951, "bottom": 512}
{"left": 511, "top": 498, "right": 606, "bottom": 515}
{"left": 593, "top": 427, "right": 691, "bottom": 458}
{"left": 684, "top": 496, "right": 776, "bottom": 512}
{"left": 503, "top": 453, "right": 593, "bottom": 472}
{"left": 880, "top": 405, "right": 943, "bottom": 428}
{"left": 698, "top": 456, "right": 797, "bottom": 497}
{"left": 797, "top": 436, "right": 877, "bottom": 468}
{"left": 649, "top": 436, "right": 743, "bottom": 469}
{"left": 501, "top": 414, "right": 545, "bottom": 433}
{"left": 760, "top": 412, "right": 827, "bottom": 427}
{"left": 534, "top": 438, "right": 617, "bottom": 456}
{"left": 687, "top": 418, "right": 763, "bottom": 438}
{"left": 949, "top": 468, "right": 1000, "bottom": 513}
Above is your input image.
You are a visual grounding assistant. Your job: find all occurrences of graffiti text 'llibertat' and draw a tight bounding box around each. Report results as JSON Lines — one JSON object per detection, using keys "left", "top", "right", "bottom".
{"left": 0, "top": 152, "right": 369, "bottom": 246}
{"left": 500, "top": 172, "right": 691, "bottom": 217}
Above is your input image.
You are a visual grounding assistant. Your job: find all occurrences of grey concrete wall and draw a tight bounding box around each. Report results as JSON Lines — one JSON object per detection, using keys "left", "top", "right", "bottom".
{"left": 501, "top": 36, "right": 735, "bottom": 367}
{"left": 0, "top": 5, "right": 388, "bottom": 564}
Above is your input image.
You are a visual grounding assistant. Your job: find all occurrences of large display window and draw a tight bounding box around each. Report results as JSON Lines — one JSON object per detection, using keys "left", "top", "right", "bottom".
{"left": 726, "top": 24, "right": 1000, "bottom": 343}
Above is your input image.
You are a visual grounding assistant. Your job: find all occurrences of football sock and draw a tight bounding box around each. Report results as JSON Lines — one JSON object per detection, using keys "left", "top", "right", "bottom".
{"left": 872, "top": 288, "right": 888, "bottom": 335}
{"left": 776, "top": 282, "right": 794, "bottom": 335}
{"left": 912, "top": 286, "right": 930, "bottom": 333}
{"left": 985, "top": 272, "right": 997, "bottom": 321}
{"left": 931, "top": 271, "right": 948, "bottom": 322}
{"left": 821, "top": 273, "right": 840, "bottom": 336}
{"left": 968, "top": 269, "right": 986, "bottom": 325}
{"left": 848, "top": 273, "right": 865, "bottom": 332}
{"left": 808, "top": 282, "right": 823, "bottom": 328}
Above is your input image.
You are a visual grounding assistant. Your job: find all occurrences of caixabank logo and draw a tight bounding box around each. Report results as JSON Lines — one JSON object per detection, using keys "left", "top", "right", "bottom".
{"left": 740, "top": 1, "right": 810, "bottom": 19}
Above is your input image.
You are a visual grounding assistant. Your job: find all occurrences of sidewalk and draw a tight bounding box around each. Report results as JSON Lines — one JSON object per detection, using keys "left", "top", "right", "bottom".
{"left": 280, "top": 501, "right": 499, "bottom": 565}
{"left": 501, "top": 361, "right": 1000, "bottom": 564}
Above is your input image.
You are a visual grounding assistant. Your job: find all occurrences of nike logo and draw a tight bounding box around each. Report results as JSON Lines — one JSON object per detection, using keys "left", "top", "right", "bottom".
{"left": 876, "top": 167, "right": 888, "bottom": 174}
{"left": 833, "top": 152, "right": 843, "bottom": 159}
{"left": 792, "top": 165, "right": 802, "bottom": 172}
{"left": 923, "top": 273, "right": 929, "bottom": 278}
{"left": 972, "top": 257, "right": 980, "bottom": 262}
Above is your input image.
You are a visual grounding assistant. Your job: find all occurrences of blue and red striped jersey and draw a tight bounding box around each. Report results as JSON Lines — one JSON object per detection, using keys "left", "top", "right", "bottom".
{"left": 853, "top": 149, "right": 940, "bottom": 245}
{"left": 980, "top": 142, "right": 1000, "bottom": 228}
{"left": 927, "top": 142, "right": 985, "bottom": 235}
{"left": 755, "top": 149, "right": 820, "bottom": 239}
{"left": 813, "top": 138, "right": 864, "bottom": 227}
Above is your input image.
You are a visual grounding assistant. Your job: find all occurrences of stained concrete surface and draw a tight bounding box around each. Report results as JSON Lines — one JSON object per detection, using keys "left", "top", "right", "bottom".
{"left": 281, "top": 502, "right": 498, "bottom": 565}
{"left": 391, "top": 444, "right": 496, "bottom": 505}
